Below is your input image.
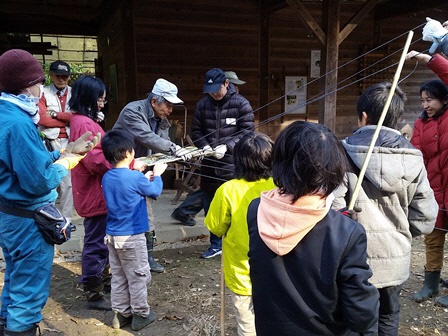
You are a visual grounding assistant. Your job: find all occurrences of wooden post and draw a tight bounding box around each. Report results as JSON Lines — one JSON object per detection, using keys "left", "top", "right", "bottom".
{"left": 319, "top": 0, "right": 340, "bottom": 132}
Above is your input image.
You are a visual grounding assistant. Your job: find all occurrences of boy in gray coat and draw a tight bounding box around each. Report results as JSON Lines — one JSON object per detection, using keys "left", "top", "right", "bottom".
{"left": 333, "top": 82, "right": 438, "bottom": 336}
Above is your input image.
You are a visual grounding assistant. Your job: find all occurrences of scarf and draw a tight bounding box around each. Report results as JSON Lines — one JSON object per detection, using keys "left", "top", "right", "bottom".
{"left": 0, "top": 92, "right": 40, "bottom": 125}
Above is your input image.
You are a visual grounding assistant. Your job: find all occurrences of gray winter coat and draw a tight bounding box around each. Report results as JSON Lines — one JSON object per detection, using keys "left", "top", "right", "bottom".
{"left": 113, "top": 98, "right": 176, "bottom": 158}
{"left": 333, "top": 125, "right": 438, "bottom": 288}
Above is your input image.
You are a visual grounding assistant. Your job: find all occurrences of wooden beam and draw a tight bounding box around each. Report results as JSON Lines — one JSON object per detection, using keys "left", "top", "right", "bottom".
{"left": 284, "top": 0, "right": 326, "bottom": 46}
{"left": 0, "top": 14, "right": 99, "bottom": 35}
{"left": 260, "top": 0, "right": 288, "bottom": 14}
{"left": 319, "top": 0, "right": 339, "bottom": 132}
{"left": 375, "top": 0, "right": 448, "bottom": 20}
{"left": 339, "top": 0, "right": 381, "bottom": 44}
{"left": 0, "top": 2, "right": 97, "bottom": 20}
{"left": 259, "top": 12, "right": 270, "bottom": 124}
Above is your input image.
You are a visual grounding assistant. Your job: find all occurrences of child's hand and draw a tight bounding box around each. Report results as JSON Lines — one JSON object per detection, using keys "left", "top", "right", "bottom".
{"left": 132, "top": 159, "right": 147, "bottom": 172}
{"left": 153, "top": 163, "right": 168, "bottom": 176}
{"left": 144, "top": 171, "right": 154, "bottom": 181}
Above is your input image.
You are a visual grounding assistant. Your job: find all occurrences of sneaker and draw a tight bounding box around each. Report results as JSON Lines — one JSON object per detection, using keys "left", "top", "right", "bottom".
{"left": 171, "top": 210, "right": 196, "bottom": 226}
{"left": 200, "top": 247, "right": 222, "bottom": 259}
{"left": 69, "top": 222, "right": 77, "bottom": 232}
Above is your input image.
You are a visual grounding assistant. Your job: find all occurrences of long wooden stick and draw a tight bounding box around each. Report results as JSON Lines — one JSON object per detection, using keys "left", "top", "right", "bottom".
{"left": 348, "top": 30, "right": 414, "bottom": 210}
{"left": 220, "top": 248, "right": 225, "bottom": 336}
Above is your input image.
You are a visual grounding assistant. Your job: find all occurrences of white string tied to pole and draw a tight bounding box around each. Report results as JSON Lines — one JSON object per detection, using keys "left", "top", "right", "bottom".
{"left": 348, "top": 30, "right": 414, "bottom": 210}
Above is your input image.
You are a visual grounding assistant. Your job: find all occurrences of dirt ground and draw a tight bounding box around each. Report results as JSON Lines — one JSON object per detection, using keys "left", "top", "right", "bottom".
{"left": 2, "top": 235, "right": 448, "bottom": 336}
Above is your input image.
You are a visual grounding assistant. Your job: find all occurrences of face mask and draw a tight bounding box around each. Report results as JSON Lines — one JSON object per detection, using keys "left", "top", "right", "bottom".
{"left": 26, "top": 84, "right": 44, "bottom": 104}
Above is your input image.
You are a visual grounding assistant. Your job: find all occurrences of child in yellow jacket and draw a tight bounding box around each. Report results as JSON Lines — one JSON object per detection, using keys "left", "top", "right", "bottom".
{"left": 204, "top": 132, "right": 275, "bottom": 336}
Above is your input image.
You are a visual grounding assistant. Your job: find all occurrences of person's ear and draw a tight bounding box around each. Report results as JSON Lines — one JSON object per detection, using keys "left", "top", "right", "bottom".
{"left": 150, "top": 97, "right": 157, "bottom": 108}
{"left": 358, "top": 111, "right": 368, "bottom": 127}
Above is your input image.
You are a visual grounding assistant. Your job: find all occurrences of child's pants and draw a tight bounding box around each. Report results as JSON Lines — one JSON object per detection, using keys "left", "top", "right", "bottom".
{"left": 230, "top": 291, "right": 256, "bottom": 336}
{"left": 107, "top": 233, "right": 152, "bottom": 317}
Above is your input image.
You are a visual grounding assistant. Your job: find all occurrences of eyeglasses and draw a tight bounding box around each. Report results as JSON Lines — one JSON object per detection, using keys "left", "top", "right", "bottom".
{"left": 97, "top": 98, "right": 108, "bottom": 105}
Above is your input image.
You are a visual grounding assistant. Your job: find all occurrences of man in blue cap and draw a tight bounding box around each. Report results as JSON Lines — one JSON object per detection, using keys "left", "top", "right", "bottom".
{"left": 191, "top": 68, "right": 254, "bottom": 258}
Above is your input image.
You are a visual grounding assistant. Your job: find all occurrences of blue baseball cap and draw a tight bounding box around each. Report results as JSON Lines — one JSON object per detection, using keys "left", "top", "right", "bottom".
{"left": 203, "top": 68, "right": 226, "bottom": 93}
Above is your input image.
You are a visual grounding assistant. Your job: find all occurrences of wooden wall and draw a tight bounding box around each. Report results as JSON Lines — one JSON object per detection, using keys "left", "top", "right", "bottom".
{"left": 97, "top": 0, "right": 441, "bottom": 140}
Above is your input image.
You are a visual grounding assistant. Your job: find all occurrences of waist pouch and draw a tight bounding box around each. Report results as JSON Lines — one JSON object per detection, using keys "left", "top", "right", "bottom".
{"left": 0, "top": 203, "right": 71, "bottom": 245}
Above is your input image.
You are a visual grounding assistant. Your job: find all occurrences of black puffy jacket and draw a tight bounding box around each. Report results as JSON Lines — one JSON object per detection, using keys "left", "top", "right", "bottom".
{"left": 191, "top": 83, "right": 254, "bottom": 192}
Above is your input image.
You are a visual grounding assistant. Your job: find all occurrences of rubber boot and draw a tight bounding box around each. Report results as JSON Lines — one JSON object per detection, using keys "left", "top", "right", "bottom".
{"left": 0, "top": 316, "right": 5, "bottom": 336}
{"left": 111, "top": 310, "right": 132, "bottom": 329}
{"left": 4, "top": 324, "right": 40, "bottom": 336}
{"left": 145, "top": 231, "right": 164, "bottom": 273}
{"left": 435, "top": 294, "right": 448, "bottom": 307}
{"left": 83, "top": 278, "right": 111, "bottom": 311}
{"left": 131, "top": 310, "right": 157, "bottom": 331}
{"left": 413, "top": 270, "right": 440, "bottom": 302}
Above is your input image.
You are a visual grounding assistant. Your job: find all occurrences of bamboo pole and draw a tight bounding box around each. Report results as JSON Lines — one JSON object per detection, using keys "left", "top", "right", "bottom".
{"left": 348, "top": 30, "right": 414, "bottom": 210}
{"left": 220, "top": 249, "right": 225, "bottom": 336}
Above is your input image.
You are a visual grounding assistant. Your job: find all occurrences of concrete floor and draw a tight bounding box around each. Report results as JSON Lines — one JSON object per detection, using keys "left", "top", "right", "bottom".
{"left": 55, "top": 189, "right": 209, "bottom": 255}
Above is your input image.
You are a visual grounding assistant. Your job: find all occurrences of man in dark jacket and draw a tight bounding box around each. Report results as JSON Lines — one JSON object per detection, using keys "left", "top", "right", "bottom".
{"left": 192, "top": 68, "right": 254, "bottom": 258}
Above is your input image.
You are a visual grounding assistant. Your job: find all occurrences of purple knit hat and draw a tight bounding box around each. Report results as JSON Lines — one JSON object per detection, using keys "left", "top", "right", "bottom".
{"left": 0, "top": 49, "right": 45, "bottom": 93}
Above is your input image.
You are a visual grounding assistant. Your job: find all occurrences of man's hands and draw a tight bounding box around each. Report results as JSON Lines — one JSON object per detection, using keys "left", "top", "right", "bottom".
{"left": 46, "top": 110, "right": 58, "bottom": 119}
{"left": 66, "top": 131, "right": 101, "bottom": 155}
{"left": 198, "top": 144, "right": 227, "bottom": 160}
{"left": 175, "top": 145, "right": 193, "bottom": 161}
{"left": 96, "top": 112, "right": 105, "bottom": 123}
{"left": 213, "top": 144, "right": 227, "bottom": 159}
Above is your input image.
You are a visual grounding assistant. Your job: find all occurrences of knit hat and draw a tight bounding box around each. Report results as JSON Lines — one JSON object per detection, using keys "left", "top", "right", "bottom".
{"left": 0, "top": 49, "right": 45, "bottom": 93}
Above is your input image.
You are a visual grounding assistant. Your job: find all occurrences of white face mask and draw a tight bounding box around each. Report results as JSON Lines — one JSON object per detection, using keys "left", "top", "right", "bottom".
{"left": 26, "top": 84, "right": 44, "bottom": 104}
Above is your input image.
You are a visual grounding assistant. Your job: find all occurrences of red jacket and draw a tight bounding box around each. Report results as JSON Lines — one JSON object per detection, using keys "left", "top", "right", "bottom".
{"left": 69, "top": 114, "right": 111, "bottom": 218}
{"left": 411, "top": 54, "right": 448, "bottom": 228}
{"left": 428, "top": 54, "right": 448, "bottom": 85}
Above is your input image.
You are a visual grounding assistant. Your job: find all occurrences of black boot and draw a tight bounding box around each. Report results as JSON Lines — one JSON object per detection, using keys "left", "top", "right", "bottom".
{"left": 0, "top": 316, "right": 5, "bottom": 336}
{"left": 83, "top": 278, "right": 111, "bottom": 311}
{"left": 145, "top": 231, "right": 165, "bottom": 273}
{"left": 4, "top": 324, "right": 40, "bottom": 336}
{"left": 413, "top": 270, "right": 440, "bottom": 302}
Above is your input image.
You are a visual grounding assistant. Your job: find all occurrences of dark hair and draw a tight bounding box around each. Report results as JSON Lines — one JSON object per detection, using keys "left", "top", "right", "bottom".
{"left": 419, "top": 80, "right": 448, "bottom": 120}
{"left": 69, "top": 75, "right": 106, "bottom": 120}
{"left": 233, "top": 132, "right": 273, "bottom": 181}
{"left": 101, "top": 130, "right": 135, "bottom": 166}
{"left": 357, "top": 82, "right": 406, "bottom": 129}
{"left": 272, "top": 121, "right": 347, "bottom": 203}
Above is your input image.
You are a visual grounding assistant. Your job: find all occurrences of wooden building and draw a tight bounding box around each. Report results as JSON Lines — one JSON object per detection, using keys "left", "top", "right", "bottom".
{"left": 0, "top": 0, "right": 447, "bottom": 139}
